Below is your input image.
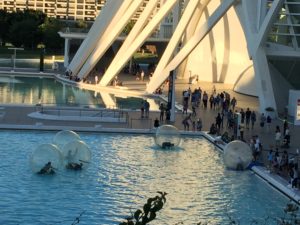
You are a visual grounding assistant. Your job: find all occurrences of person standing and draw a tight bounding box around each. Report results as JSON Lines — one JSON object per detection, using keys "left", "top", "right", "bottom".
{"left": 250, "top": 111, "right": 256, "bottom": 129}
{"left": 275, "top": 127, "right": 281, "bottom": 147}
{"left": 144, "top": 100, "right": 150, "bottom": 118}
{"left": 140, "top": 100, "right": 145, "bottom": 118}
{"left": 202, "top": 91, "right": 208, "bottom": 109}
{"left": 266, "top": 115, "right": 272, "bottom": 133}
{"left": 159, "top": 103, "right": 165, "bottom": 121}
{"left": 141, "top": 70, "right": 145, "bottom": 81}
{"left": 230, "top": 97, "right": 237, "bottom": 110}
{"left": 267, "top": 147, "right": 273, "bottom": 171}
{"left": 239, "top": 125, "right": 244, "bottom": 141}
{"left": 154, "top": 118, "right": 160, "bottom": 128}
{"left": 260, "top": 113, "right": 266, "bottom": 131}
{"left": 182, "top": 114, "right": 192, "bottom": 131}
{"left": 196, "top": 118, "right": 202, "bottom": 131}
{"left": 283, "top": 117, "right": 288, "bottom": 136}
{"left": 240, "top": 108, "right": 245, "bottom": 124}
{"left": 215, "top": 113, "right": 222, "bottom": 131}
{"left": 245, "top": 108, "right": 251, "bottom": 129}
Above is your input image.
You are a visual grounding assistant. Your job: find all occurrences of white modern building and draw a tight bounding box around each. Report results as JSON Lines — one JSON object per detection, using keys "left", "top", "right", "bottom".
{"left": 64, "top": 0, "right": 300, "bottom": 116}
{"left": 0, "top": 0, "right": 151, "bottom": 21}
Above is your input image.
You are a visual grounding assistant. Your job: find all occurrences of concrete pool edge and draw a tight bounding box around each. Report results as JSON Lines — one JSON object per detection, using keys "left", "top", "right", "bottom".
{"left": 202, "top": 132, "right": 300, "bottom": 204}
{"left": 0, "top": 124, "right": 204, "bottom": 136}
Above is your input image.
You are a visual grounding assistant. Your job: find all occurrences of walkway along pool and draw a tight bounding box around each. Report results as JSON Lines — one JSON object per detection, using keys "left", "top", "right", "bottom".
{"left": 0, "top": 131, "right": 290, "bottom": 224}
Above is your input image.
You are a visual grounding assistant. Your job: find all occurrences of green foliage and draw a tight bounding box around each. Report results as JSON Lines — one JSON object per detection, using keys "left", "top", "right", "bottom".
{"left": 75, "top": 20, "right": 88, "bottom": 29}
{"left": 40, "top": 17, "right": 64, "bottom": 50}
{"left": 123, "top": 20, "right": 136, "bottom": 35}
{"left": 0, "top": 10, "right": 10, "bottom": 46}
{"left": 119, "top": 192, "right": 167, "bottom": 225}
{"left": 71, "top": 211, "right": 86, "bottom": 225}
{"left": 9, "top": 19, "right": 41, "bottom": 48}
{"left": 1, "top": 9, "right": 46, "bottom": 48}
{"left": 8, "top": 9, "right": 46, "bottom": 25}
{"left": 1, "top": 9, "right": 63, "bottom": 50}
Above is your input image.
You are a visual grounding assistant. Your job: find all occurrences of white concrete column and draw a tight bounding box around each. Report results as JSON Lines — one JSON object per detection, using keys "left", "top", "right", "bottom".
{"left": 64, "top": 38, "right": 70, "bottom": 68}
{"left": 99, "top": 0, "right": 178, "bottom": 86}
{"left": 77, "top": 0, "right": 143, "bottom": 80}
{"left": 100, "top": 0, "right": 159, "bottom": 86}
{"left": 68, "top": 0, "right": 130, "bottom": 75}
{"left": 172, "top": 0, "right": 180, "bottom": 32}
{"left": 177, "top": 0, "right": 211, "bottom": 79}
{"left": 146, "top": 0, "right": 237, "bottom": 93}
{"left": 147, "top": 0, "right": 200, "bottom": 92}
{"left": 252, "top": 47, "right": 277, "bottom": 113}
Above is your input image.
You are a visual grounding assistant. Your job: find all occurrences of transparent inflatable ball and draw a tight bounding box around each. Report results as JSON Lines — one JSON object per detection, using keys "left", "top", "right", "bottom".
{"left": 53, "top": 130, "right": 81, "bottom": 149}
{"left": 155, "top": 125, "right": 181, "bottom": 149}
{"left": 223, "top": 140, "right": 252, "bottom": 170}
{"left": 62, "top": 140, "right": 92, "bottom": 169}
{"left": 30, "top": 144, "right": 63, "bottom": 174}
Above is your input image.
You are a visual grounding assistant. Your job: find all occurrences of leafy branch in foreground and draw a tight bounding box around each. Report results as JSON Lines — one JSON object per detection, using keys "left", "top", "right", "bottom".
{"left": 71, "top": 211, "right": 86, "bottom": 225}
{"left": 119, "top": 191, "right": 167, "bottom": 225}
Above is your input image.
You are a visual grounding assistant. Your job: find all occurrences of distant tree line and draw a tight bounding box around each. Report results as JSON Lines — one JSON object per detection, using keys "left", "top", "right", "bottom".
{"left": 0, "top": 9, "right": 65, "bottom": 49}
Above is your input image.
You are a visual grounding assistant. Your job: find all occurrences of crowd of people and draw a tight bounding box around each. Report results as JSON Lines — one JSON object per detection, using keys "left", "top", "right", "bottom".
{"left": 63, "top": 67, "right": 298, "bottom": 188}
{"left": 65, "top": 70, "right": 80, "bottom": 82}
{"left": 180, "top": 86, "right": 239, "bottom": 133}
{"left": 177, "top": 85, "right": 299, "bottom": 188}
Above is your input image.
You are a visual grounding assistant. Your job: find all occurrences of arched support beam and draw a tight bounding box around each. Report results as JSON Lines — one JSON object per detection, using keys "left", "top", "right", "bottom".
{"left": 98, "top": 0, "right": 178, "bottom": 87}
{"left": 177, "top": 0, "right": 211, "bottom": 79}
{"left": 100, "top": 0, "right": 160, "bottom": 86}
{"left": 146, "top": 0, "right": 237, "bottom": 93}
{"left": 147, "top": 0, "right": 201, "bottom": 92}
{"left": 77, "top": 0, "right": 143, "bottom": 80}
{"left": 67, "top": 0, "right": 130, "bottom": 75}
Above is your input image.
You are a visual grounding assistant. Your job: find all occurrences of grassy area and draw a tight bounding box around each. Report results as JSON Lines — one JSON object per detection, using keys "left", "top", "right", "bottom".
{"left": 0, "top": 47, "right": 156, "bottom": 63}
{"left": 0, "top": 46, "right": 64, "bottom": 60}
{"left": 133, "top": 52, "right": 158, "bottom": 64}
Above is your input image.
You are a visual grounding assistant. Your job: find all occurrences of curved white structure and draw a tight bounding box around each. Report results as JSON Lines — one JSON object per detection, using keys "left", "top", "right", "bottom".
{"left": 68, "top": 0, "right": 300, "bottom": 115}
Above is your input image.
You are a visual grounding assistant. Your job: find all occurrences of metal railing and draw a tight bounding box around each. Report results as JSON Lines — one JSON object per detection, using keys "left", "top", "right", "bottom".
{"left": 130, "top": 118, "right": 153, "bottom": 129}
{"left": 36, "top": 105, "right": 129, "bottom": 123}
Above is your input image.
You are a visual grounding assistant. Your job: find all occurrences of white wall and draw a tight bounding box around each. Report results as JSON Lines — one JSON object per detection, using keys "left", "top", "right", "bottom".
{"left": 233, "top": 66, "right": 257, "bottom": 96}
{"left": 184, "top": 2, "right": 253, "bottom": 85}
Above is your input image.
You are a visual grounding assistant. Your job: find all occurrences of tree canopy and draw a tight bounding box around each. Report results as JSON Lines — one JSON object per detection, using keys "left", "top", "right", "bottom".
{"left": 40, "top": 17, "right": 64, "bottom": 50}
{"left": 0, "top": 9, "right": 63, "bottom": 49}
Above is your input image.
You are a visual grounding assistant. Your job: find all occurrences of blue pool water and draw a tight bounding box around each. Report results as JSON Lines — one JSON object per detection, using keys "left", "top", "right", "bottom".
{"left": 0, "top": 131, "right": 289, "bottom": 225}
{"left": 0, "top": 75, "right": 160, "bottom": 109}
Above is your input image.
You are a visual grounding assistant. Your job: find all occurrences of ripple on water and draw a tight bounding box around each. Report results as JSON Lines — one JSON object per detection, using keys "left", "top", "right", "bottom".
{"left": 0, "top": 132, "right": 289, "bottom": 225}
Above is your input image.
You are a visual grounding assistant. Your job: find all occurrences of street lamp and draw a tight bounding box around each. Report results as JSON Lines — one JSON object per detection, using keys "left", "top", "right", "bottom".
{"left": 8, "top": 47, "right": 24, "bottom": 71}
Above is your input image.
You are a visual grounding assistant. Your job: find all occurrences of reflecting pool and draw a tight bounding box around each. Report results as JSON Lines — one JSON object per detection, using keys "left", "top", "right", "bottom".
{"left": 0, "top": 75, "right": 161, "bottom": 110}
{"left": 0, "top": 131, "right": 289, "bottom": 225}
